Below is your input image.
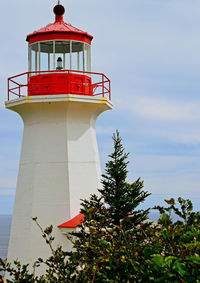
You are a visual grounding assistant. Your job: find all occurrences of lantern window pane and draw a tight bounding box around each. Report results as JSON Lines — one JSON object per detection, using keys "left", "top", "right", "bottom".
{"left": 85, "top": 44, "right": 91, "bottom": 72}
{"left": 40, "top": 41, "right": 53, "bottom": 53}
{"left": 79, "top": 49, "right": 84, "bottom": 72}
{"left": 30, "top": 43, "right": 40, "bottom": 73}
{"left": 72, "top": 41, "right": 84, "bottom": 53}
{"left": 55, "top": 40, "right": 70, "bottom": 53}
{"left": 40, "top": 52, "right": 48, "bottom": 71}
{"left": 55, "top": 41, "right": 70, "bottom": 70}
{"left": 71, "top": 41, "right": 88, "bottom": 72}
{"left": 31, "top": 49, "right": 35, "bottom": 72}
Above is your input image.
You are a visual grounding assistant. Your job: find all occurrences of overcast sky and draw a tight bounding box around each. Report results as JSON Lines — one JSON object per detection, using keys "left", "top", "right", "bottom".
{"left": 1, "top": 0, "right": 200, "bottom": 214}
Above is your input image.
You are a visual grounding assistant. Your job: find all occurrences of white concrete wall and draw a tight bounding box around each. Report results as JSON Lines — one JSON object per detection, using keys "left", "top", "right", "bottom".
{"left": 5, "top": 95, "right": 112, "bottom": 273}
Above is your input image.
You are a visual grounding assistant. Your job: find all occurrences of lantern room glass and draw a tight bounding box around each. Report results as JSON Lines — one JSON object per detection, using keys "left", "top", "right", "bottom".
{"left": 29, "top": 40, "right": 91, "bottom": 74}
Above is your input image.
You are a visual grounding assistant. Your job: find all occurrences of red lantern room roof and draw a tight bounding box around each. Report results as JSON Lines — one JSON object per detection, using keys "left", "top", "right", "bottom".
{"left": 26, "top": 4, "right": 93, "bottom": 45}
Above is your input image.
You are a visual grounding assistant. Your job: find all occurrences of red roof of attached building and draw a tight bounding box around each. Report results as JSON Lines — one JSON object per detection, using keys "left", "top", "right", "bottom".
{"left": 58, "top": 213, "right": 85, "bottom": 228}
{"left": 26, "top": 4, "right": 93, "bottom": 45}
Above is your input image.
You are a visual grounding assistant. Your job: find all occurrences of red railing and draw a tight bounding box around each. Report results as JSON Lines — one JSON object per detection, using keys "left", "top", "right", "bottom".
{"left": 8, "top": 70, "right": 111, "bottom": 101}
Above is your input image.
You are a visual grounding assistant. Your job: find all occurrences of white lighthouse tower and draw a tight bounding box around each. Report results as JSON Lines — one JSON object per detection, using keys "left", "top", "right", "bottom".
{"left": 6, "top": 3, "right": 112, "bottom": 267}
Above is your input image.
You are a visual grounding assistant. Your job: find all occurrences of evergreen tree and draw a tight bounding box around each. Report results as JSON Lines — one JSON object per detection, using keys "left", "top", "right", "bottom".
{"left": 99, "top": 130, "right": 150, "bottom": 228}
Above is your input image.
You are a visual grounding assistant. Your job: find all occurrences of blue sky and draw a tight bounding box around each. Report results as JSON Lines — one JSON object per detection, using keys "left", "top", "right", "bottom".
{"left": 1, "top": 0, "right": 200, "bottom": 214}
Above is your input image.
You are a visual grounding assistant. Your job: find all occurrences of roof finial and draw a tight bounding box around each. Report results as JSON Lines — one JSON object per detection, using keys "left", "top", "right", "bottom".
{"left": 54, "top": 1, "right": 65, "bottom": 22}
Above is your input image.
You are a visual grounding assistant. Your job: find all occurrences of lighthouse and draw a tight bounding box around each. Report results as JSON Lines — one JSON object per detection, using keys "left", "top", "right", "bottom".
{"left": 6, "top": 3, "right": 112, "bottom": 267}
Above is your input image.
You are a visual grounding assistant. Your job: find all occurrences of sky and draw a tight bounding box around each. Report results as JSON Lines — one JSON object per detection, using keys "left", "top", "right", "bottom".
{"left": 1, "top": 0, "right": 200, "bottom": 214}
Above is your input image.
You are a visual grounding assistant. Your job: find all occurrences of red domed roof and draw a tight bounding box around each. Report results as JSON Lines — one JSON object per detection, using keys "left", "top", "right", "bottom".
{"left": 26, "top": 4, "right": 93, "bottom": 45}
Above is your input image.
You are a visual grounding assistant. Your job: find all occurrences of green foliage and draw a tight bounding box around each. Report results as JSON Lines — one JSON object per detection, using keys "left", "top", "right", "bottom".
{"left": 1, "top": 131, "right": 200, "bottom": 282}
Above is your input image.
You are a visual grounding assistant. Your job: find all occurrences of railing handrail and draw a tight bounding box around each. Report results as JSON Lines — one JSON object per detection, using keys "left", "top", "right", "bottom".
{"left": 8, "top": 69, "right": 109, "bottom": 81}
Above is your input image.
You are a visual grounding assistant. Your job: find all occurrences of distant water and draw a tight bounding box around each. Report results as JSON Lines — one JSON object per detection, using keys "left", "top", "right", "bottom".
{"left": 0, "top": 215, "right": 12, "bottom": 259}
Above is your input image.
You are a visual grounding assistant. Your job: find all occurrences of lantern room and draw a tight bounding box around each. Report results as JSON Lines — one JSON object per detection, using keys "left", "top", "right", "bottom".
{"left": 7, "top": 3, "right": 111, "bottom": 100}
{"left": 26, "top": 3, "right": 93, "bottom": 96}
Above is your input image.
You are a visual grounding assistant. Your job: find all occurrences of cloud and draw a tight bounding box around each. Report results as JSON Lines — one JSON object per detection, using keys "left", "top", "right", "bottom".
{"left": 128, "top": 154, "right": 200, "bottom": 196}
{"left": 130, "top": 154, "right": 200, "bottom": 174}
{"left": 148, "top": 127, "right": 200, "bottom": 145}
{"left": 118, "top": 95, "right": 200, "bottom": 122}
{"left": 113, "top": 93, "right": 200, "bottom": 145}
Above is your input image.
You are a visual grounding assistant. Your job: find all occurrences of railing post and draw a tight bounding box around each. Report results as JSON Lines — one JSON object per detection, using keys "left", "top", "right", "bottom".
{"left": 8, "top": 79, "right": 9, "bottom": 101}
{"left": 68, "top": 70, "right": 70, "bottom": 94}
{"left": 109, "top": 80, "right": 111, "bottom": 100}
{"left": 27, "top": 72, "right": 29, "bottom": 96}
{"left": 102, "top": 74, "right": 104, "bottom": 98}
